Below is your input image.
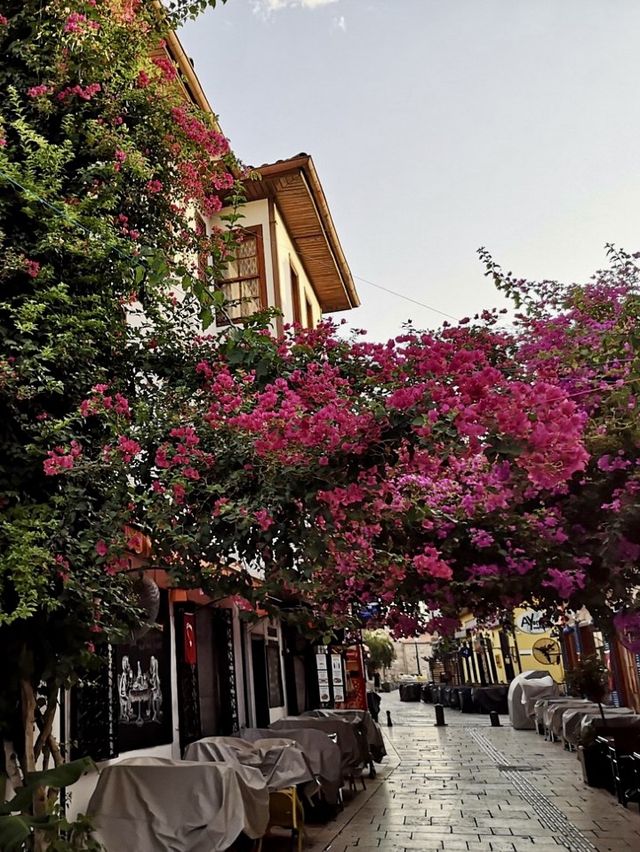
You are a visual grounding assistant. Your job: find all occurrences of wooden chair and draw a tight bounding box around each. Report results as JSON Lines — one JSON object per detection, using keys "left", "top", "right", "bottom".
{"left": 257, "top": 787, "right": 304, "bottom": 852}
{"left": 346, "top": 766, "right": 367, "bottom": 794}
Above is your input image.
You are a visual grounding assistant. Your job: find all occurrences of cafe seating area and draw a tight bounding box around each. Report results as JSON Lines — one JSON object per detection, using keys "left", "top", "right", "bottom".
{"left": 86, "top": 708, "right": 386, "bottom": 851}
{"left": 400, "top": 680, "right": 510, "bottom": 715}
{"left": 528, "top": 695, "right": 640, "bottom": 811}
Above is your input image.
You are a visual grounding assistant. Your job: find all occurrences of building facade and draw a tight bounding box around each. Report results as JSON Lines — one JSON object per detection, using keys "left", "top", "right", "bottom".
{"left": 66, "top": 35, "right": 359, "bottom": 817}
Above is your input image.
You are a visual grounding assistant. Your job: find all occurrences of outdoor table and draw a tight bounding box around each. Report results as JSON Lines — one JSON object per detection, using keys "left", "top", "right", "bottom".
{"left": 534, "top": 697, "right": 573, "bottom": 729}
{"left": 578, "top": 707, "right": 640, "bottom": 740}
{"left": 399, "top": 682, "right": 422, "bottom": 702}
{"left": 544, "top": 699, "right": 595, "bottom": 739}
{"left": 87, "top": 756, "right": 269, "bottom": 852}
{"left": 562, "top": 707, "right": 636, "bottom": 747}
{"left": 270, "top": 716, "right": 363, "bottom": 775}
{"left": 448, "top": 688, "right": 461, "bottom": 710}
{"left": 471, "top": 685, "right": 509, "bottom": 715}
{"left": 184, "top": 735, "right": 315, "bottom": 791}
{"left": 421, "top": 684, "right": 434, "bottom": 703}
{"left": 241, "top": 727, "right": 343, "bottom": 804}
{"left": 519, "top": 677, "right": 558, "bottom": 719}
{"left": 302, "top": 709, "right": 386, "bottom": 763}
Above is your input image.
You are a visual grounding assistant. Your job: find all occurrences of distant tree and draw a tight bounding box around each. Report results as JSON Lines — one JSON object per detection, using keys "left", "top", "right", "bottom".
{"left": 363, "top": 630, "right": 396, "bottom": 678}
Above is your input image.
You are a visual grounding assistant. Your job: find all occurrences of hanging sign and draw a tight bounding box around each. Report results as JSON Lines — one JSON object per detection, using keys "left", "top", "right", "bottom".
{"left": 515, "top": 610, "right": 546, "bottom": 634}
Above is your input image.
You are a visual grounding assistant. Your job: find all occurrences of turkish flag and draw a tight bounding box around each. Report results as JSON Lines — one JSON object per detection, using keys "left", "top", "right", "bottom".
{"left": 184, "top": 612, "right": 197, "bottom": 666}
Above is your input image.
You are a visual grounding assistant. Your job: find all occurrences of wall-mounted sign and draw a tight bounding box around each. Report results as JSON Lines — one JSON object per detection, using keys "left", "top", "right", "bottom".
{"left": 532, "top": 638, "right": 562, "bottom": 666}
{"left": 331, "top": 656, "right": 344, "bottom": 685}
{"left": 515, "top": 610, "right": 546, "bottom": 634}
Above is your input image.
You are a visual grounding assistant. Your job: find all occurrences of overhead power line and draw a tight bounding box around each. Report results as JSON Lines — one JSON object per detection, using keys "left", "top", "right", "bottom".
{"left": 353, "top": 275, "right": 460, "bottom": 322}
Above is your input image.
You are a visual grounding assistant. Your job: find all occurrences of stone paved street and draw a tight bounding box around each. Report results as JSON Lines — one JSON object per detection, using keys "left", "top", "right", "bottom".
{"left": 303, "top": 691, "right": 640, "bottom": 852}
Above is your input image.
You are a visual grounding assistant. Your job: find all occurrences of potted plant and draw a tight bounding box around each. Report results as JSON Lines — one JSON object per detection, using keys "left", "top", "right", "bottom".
{"left": 566, "top": 655, "right": 611, "bottom": 787}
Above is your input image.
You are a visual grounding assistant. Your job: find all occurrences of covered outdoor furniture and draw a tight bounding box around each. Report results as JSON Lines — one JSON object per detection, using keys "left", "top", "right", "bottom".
{"left": 534, "top": 697, "right": 575, "bottom": 734}
{"left": 563, "top": 707, "right": 638, "bottom": 747}
{"left": 471, "top": 685, "right": 509, "bottom": 715}
{"left": 87, "top": 756, "right": 269, "bottom": 852}
{"left": 545, "top": 699, "right": 597, "bottom": 740}
{"left": 457, "top": 686, "right": 475, "bottom": 713}
{"left": 270, "top": 716, "right": 363, "bottom": 775}
{"left": 508, "top": 670, "right": 556, "bottom": 729}
{"left": 518, "top": 675, "right": 559, "bottom": 719}
{"left": 302, "top": 709, "right": 386, "bottom": 763}
{"left": 241, "top": 727, "right": 343, "bottom": 804}
{"left": 399, "top": 682, "right": 422, "bottom": 702}
{"left": 184, "top": 735, "right": 315, "bottom": 792}
{"left": 560, "top": 704, "right": 635, "bottom": 746}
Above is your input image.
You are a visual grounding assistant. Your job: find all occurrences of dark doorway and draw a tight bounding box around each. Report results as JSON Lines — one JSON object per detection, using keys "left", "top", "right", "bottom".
{"left": 196, "top": 608, "right": 220, "bottom": 737}
{"left": 251, "top": 637, "right": 271, "bottom": 728}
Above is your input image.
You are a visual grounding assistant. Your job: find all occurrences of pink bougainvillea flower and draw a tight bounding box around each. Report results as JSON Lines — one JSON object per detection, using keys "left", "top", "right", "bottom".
{"left": 95, "top": 539, "right": 108, "bottom": 557}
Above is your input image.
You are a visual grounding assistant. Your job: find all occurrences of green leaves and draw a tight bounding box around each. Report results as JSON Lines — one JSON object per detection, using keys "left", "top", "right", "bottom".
{"left": 0, "top": 758, "right": 97, "bottom": 851}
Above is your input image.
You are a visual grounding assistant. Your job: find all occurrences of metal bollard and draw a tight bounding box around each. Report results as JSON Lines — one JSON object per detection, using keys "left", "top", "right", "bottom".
{"left": 489, "top": 710, "right": 501, "bottom": 727}
{"left": 386, "top": 710, "right": 393, "bottom": 728}
{"left": 434, "top": 703, "right": 447, "bottom": 727}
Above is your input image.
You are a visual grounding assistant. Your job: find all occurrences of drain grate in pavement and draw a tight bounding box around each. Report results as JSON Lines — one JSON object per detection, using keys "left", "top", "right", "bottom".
{"left": 496, "top": 764, "right": 540, "bottom": 772}
{"left": 469, "top": 729, "right": 597, "bottom": 852}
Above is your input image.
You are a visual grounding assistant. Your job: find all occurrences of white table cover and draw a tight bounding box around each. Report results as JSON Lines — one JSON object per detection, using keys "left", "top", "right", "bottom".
{"left": 508, "top": 670, "right": 553, "bottom": 729}
{"left": 184, "top": 736, "right": 314, "bottom": 791}
{"left": 87, "top": 756, "right": 269, "bottom": 851}
{"left": 519, "top": 676, "right": 558, "bottom": 718}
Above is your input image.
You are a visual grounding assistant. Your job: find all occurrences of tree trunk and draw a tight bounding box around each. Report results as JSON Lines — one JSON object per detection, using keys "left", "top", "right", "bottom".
{"left": 20, "top": 679, "right": 48, "bottom": 852}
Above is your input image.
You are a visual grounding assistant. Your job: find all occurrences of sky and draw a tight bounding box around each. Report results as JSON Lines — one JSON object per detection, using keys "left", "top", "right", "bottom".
{"left": 180, "top": 0, "right": 640, "bottom": 340}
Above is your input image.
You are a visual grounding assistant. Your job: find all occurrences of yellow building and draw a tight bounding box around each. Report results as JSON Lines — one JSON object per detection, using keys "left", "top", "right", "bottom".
{"left": 457, "top": 608, "right": 564, "bottom": 685}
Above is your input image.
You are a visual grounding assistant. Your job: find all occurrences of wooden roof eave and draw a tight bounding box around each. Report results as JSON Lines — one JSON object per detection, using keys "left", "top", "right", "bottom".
{"left": 247, "top": 156, "right": 360, "bottom": 313}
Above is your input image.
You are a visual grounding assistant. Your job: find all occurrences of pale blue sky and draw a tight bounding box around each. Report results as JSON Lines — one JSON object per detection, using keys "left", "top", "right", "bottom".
{"left": 181, "top": 0, "right": 640, "bottom": 339}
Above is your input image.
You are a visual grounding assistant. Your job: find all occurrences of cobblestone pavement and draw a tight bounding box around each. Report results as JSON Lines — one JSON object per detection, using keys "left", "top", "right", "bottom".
{"left": 305, "top": 691, "right": 640, "bottom": 852}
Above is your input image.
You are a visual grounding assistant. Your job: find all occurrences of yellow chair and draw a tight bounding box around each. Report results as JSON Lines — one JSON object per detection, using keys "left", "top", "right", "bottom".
{"left": 258, "top": 786, "right": 304, "bottom": 852}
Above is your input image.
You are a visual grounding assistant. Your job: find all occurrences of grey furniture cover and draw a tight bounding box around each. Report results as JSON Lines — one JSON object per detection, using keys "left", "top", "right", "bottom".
{"left": 534, "top": 697, "right": 574, "bottom": 726}
{"left": 87, "top": 756, "right": 269, "bottom": 852}
{"left": 562, "top": 707, "right": 635, "bottom": 745}
{"left": 241, "top": 727, "right": 343, "bottom": 803}
{"left": 270, "top": 716, "right": 362, "bottom": 773}
{"left": 184, "top": 735, "right": 314, "bottom": 791}
{"left": 578, "top": 713, "right": 640, "bottom": 741}
{"left": 545, "top": 699, "right": 597, "bottom": 738}
{"left": 302, "top": 709, "right": 387, "bottom": 762}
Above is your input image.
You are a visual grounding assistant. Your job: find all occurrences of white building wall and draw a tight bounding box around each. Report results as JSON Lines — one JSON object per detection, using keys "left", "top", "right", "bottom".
{"left": 273, "top": 205, "right": 322, "bottom": 328}
{"left": 208, "top": 199, "right": 323, "bottom": 330}
{"left": 67, "top": 603, "right": 182, "bottom": 819}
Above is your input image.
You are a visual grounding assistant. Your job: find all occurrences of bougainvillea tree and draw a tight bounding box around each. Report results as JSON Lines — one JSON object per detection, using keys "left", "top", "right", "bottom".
{"left": 0, "top": 0, "right": 238, "bottom": 840}
{"left": 62, "top": 314, "right": 589, "bottom": 638}
{"left": 482, "top": 246, "right": 640, "bottom": 642}
{"left": 68, "top": 247, "right": 640, "bottom": 645}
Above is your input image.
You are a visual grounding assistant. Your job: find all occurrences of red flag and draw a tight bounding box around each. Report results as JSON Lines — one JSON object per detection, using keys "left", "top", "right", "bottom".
{"left": 184, "top": 612, "right": 197, "bottom": 665}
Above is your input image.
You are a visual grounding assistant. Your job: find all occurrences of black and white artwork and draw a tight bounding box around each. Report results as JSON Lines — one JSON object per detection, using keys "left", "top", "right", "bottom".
{"left": 115, "top": 592, "right": 173, "bottom": 752}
